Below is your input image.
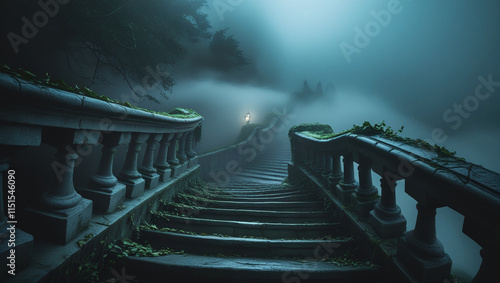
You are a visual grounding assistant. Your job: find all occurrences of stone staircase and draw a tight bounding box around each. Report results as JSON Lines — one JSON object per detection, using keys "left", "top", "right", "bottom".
{"left": 230, "top": 133, "right": 291, "bottom": 184}
{"left": 124, "top": 179, "right": 382, "bottom": 282}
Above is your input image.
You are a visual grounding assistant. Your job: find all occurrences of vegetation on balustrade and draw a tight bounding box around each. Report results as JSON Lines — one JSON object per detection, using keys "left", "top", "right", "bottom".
{"left": 0, "top": 64, "right": 202, "bottom": 119}
{"left": 290, "top": 121, "right": 460, "bottom": 159}
{"left": 288, "top": 123, "right": 334, "bottom": 139}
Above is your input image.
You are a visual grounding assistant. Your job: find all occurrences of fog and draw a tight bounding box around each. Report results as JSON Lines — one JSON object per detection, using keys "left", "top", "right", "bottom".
{"left": 3, "top": 0, "right": 499, "bottom": 281}
{"left": 174, "top": 1, "right": 499, "bottom": 280}
{"left": 171, "top": 0, "right": 500, "bottom": 169}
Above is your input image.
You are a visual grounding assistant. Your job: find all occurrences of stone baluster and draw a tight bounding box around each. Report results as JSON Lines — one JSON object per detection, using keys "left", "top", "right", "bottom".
{"left": 139, "top": 134, "right": 162, "bottom": 189}
{"left": 154, "top": 133, "right": 173, "bottom": 182}
{"left": 185, "top": 131, "right": 198, "bottom": 167}
{"left": 321, "top": 154, "right": 332, "bottom": 179}
{"left": 167, "top": 133, "right": 182, "bottom": 178}
{"left": 118, "top": 133, "right": 149, "bottom": 198}
{"left": 177, "top": 132, "right": 188, "bottom": 163}
{"left": 328, "top": 154, "right": 343, "bottom": 187}
{"left": 335, "top": 154, "right": 358, "bottom": 204}
{"left": 352, "top": 156, "right": 379, "bottom": 216}
{"left": 396, "top": 202, "right": 452, "bottom": 282}
{"left": 299, "top": 144, "right": 307, "bottom": 165}
{"left": 305, "top": 148, "right": 313, "bottom": 165}
{"left": 368, "top": 170, "right": 406, "bottom": 238}
{"left": 79, "top": 132, "right": 129, "bottom": 213}
{"left": 463, "top": 215, "right": 500, "bottom": 282}
{"left": 317, "top": 151, "right": 326, "bottom": 175}
{"left": 26, "top": 129, "right": 95, "bottom": 244}
{"left": 472, "top": 248, "right": 500, "bottom": 283}
{"left": 177, "top": 132, "right": 189, "bottom": 173}
{"left": 310, "top": 150, "right": 319, "bottom": 172}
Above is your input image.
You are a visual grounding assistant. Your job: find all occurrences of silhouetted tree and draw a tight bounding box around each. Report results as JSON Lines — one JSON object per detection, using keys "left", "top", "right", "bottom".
{"left": 0, "top": 0, "right": 246, "bottom": 102}
{"left": 209, "top": 29, "right": 247, "bottom": 71}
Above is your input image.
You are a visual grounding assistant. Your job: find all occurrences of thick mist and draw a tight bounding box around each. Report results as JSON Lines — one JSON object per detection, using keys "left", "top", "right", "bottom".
{"left": 168, "top": 1, "right": 498, "bottom": 280}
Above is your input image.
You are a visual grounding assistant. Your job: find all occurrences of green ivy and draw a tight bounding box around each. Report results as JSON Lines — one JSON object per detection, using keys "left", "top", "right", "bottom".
{"left": 0, "top": 64, "right": 201, "bottom": 119}
{"left": 290, "top": 120, "right": 461, "bottom": 159}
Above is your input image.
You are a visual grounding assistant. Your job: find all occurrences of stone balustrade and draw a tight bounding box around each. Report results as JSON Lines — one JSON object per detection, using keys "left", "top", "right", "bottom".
{"left": 0, "top": 73, "right": 203, "bottom": 275}
{"left": 289, "top": 129, "right": 500, "bottom": 283}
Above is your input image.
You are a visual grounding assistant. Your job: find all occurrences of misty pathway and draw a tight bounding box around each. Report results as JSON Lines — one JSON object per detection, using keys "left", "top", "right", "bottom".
{"left": 125, "top": 133, "right": 381, "bottom": 282}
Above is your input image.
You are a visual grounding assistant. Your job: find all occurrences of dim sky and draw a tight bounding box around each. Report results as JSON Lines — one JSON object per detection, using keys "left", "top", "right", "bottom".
{"left": 166, "top": 0, "right": 500, "bottom": 172}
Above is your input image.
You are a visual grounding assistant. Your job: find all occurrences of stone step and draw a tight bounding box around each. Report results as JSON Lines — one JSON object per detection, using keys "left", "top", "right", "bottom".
{"left": 161, "top": 204, "right": 333, "bottom": 223}
{"left": 219, "top": 189, "right": 310, "bottom": 198}
{"left": 125, "top": 254, "right": 380, "bottom": 283}
{"left": 206, "top": 193, "right": 318, "bottom": 202}
{"left": 196, "top": 199, "right": 325, "bottom": 211}
{"left": 236, "top": 169, "right": 287, "bottom": 178}
{"left": 231, "top": 173, "right": 286, "bottom": 183}
{"left": 151, "top": 214, "right": 343, "bottom": 239}
{"left": 179, "top": 190, "right": 316, "bottom": 202}
{"left": 208, "top": 186, "right": 297, "bottom": 194}
{"left": 243, "top": 162, "right": 288, "bottom": 169}
{"left": 140, "top": 230, "right": 354, "bottom": 258}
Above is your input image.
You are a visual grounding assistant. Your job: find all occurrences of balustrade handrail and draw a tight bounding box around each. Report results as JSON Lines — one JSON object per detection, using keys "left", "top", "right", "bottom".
{"left": 0, "top": 73, "right": 203, "bottom": 135}
{"left": 290, "top": 130, "right": 500, "bottom": 282}
{"left": 291, "top": 132, "right": 500, "bottom": 218}
{"left": 0, "top": 69, "right": 204, "bottom": 260}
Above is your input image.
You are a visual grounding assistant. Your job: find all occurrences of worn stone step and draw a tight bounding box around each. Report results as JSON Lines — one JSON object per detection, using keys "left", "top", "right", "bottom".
{"left": 233, "top": 172, "right": 286, "bottom": 182}
{"left": 160, "top": 204, "right": 332, "bottom": 223}
{"left": 206, "top": 193, "right": 318, "bottom": 202}
{"left": 125, "top": 254, "right": 380, "bottom": 283}
{"left": 180, "top": 190, "right": 317, "bottom": 203}
{"left": 239, "top": 168, "right": 288, "bottom": 178}
{"left": 207, "top": 187, "right": 300, "bottom": 195}
{"left": 140, "top": 230, "right": 353, "bottom": 258}
{"left": 242, "top": 163, "right": 288, "bottom": 171}
{"left": 196, "top": 199, "right": 325, "bottom": 211}
{"left": 151, "top": 214, "right": 343, "bottom": 239}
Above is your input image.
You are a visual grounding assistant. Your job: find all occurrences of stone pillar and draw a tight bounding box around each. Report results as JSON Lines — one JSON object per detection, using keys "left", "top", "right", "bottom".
{"left": 177, "top": 132, "right": 188, "bottom": 164}
{"left": 298, "top": 144, "right": 307, "bottom": 165}
{"left": 0, "top": 149, "right": 33, "bottom": 275}
{"left": 154, "top": 133, "right": 173, "bottom": 182}
{"left": 79, "top": 132, "right": 129, "bottom": 213}
{"left": 118, "top": 133, "right": 149, "bottom": 198}
{"left": 352, "top": 156, "right": 379, "bottom": 216}
{"left": 305, "top": 148, "right": 313, "bottom": 165}
{"left": 472, "top": 248, "right": 500, "bottom": 283}
{"left": 177, "top": 132, "right": 189, "bottom": 172}
{"left": 167, "top": 133, "right": 182, "bottom": 178}
{"left": 328, "top": 154, "right": 343, "bottom": 187}
{"left": 185, "top": 131, "right": 198, "bottom": 168}
{"left": 139, "top": 134, "right": 162, "bottom": 190}
{"left": 321, "top": 154, "right": 332, "bottom": 180}
{"left": 26, "top": 130, "right": 95, "bottom": 244}
{"left": 396, "top": 202, "right": 452, "bottom": 282}
{"left": 369, "top": 172, "right": 406, "bottom": 238}
{"left": 335, "top": 154, "right": 358, "bottom": 204}
{"left": 310, "top": 150, "right": 320, "bottom": 172}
